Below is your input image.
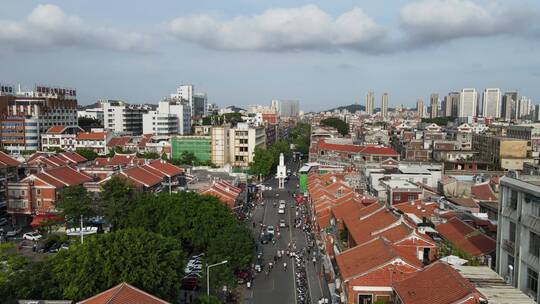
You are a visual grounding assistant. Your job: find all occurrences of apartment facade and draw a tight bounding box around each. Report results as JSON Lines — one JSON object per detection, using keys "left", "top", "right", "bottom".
{"left": 271, "top": 99, "right": 300, "bottom": 118}
{"left": 211, "top": 125, "right": 230, "bottom": 167}
{"left": 229, "top": 123, "right": 266, "bottom": 167}
{"left": 497, "top": 175, "right": 540, "bottom": 301}
{"left": 483, "top": 88, "right": 501, "bottom": 118}
{"left": 430, "top": 93, "right": 438, "bottom": 118}
{"left": 459, "top": 88, "right": 478, "bottom": 118}
{"left": 102, "top": 100, "right": 147, "bottom": 135}
{"left": 142, "top": 99, "right": 191, "bottom": 136}
{"left": 365, "top": 90, "right": 374, "bottom": 115}
{"left": 472, "top": 134, "right": 530, "bottom": 170}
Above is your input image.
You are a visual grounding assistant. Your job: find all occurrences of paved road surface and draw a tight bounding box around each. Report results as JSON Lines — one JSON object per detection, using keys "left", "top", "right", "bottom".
{"left": 243, "top": 157, "right": 329, "bottom": 304}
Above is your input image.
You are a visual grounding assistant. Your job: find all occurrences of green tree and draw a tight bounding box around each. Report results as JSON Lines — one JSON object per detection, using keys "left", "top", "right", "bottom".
{"left": 127, "top": 192, "right": 254, "bottom": 287}
{"left": 75, "top": 148, "right": 99, "bottom": 161}
{"left": 0, "top": 243, "right": 27, "bottom": 285}
{"left": 136, "top": 151, "right": 160, "bottom": 159}
{"left": 180, "top": 151, "right": 198, "bottom": 165}
{"left": 249, "top": 147, "right": 274, "bottom": 178}
{"left": 98, "top": 176, "right": 139, "bottom": 230}
{"left": 422, "top": 117, "right": 454, "bottom": 126}
{"left": 45, "top": 147, "right": 66, "bottom": 153}
{"left": 44, "top": 229, "right": 183, "bottom": 302}
{"left": 57, "top": 185, "right": 94, "bottom": 227}
{"left": 288, "top": 122, "right": 311, "bottom": 155}
{"left": 78, "top": 117, "right": 102, "bottom": 128}
{"left": 320, "top": 117, "right": 349, "bottom": 136}
{"left": 195, "top": 295, "right": 223, "bottom": 304}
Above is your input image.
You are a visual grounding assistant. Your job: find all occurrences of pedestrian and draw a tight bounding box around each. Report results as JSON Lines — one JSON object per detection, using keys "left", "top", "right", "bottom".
{"left": 252, "top": 222, "right": 255, "bottom": 229}
{"left": 283, "top": 262, "right": 287, "bottom": 270}
{"left": 312, "top": 256, "right": 316, "bottom": 266}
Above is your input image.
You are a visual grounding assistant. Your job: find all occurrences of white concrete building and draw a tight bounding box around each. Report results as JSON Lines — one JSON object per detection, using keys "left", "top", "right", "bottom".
{"left": 381, "top": 93, "right": 389, "bottom": 119}
{"left": 77, "top": 108, "right": 104, "bottom": 122}
{"left": 459, "top": 88, "right": 478, "bottom": 118}
{"left": 365, "top": 90, "right": 374, "bottom": 115}
{"left": 102, "top": 100, "right": 147, "bottom": 135}
{"left": 170, "top": 85, "right": 207, "bottom": 118}
{"left": 142, "top": 99, "right": 191, "bottom": 136}
{"left": 482, "top": 88, "right": 501, "bottom": 118}
{"left": 497, "top": 175, "right": 540, "bottom": 302}
{"left": 41, "top": 125, "right": 84, "bottom": 151}
{"left": 229, "top": 122, "right": 266, "bottom": 167}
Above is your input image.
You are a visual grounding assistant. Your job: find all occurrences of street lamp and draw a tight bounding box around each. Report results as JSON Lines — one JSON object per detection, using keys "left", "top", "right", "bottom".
{"left": 207, "top": 260, "right": 228, "bottom": 297}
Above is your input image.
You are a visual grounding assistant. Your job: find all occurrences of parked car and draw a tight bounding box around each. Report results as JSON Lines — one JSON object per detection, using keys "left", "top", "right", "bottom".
{"left": 278, "top": 207, "right": 285, "bottom": 214}
{"left": 279, "top": 219, "right": 287, "bottom": 228}
{"left": 260, "top": 233, "right": 272, "bottom": 244}
{"left": 6, "top": 228, "right": 22, "bottom": 238}
{"left": 0, "top": 218, "right": 7, "bottom": 226}
{"left": 23, "top": 232, "right": 42, "bottom": 241}
{"left": 279, "top": 200, "right": 286, "bottom": 209}
{"left": 267, "top": 225, "right": 275, "bottom": 235}
{"left": 181, "top": 276, "right": 200, "bottom": 290}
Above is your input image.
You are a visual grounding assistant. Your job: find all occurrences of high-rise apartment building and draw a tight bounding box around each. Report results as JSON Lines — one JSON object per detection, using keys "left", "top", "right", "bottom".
{"left": 502, "top": 92, "right": 518, "bottom": 121}
{"left": 0, "top": 84, "right": 78, "bottom": 154}
{"left": 365, "top": 90, "right": 374, "bottom": 115}
{"left": 459, "top": 88, "right": 478, "bottom": 118}
{"left": 482, "top": 88, "right": 501, "bottom": 118}
{"left": 211, "top": 125, "right": 230, "bottom": 167}
{"left": 142, "top": 99, "right": 191, "bottom": 136}
{"left": 496, "top": 175, "right": 540, "bottom": 302}
{"left": 229, "top": 122, "right": 266, "bottom": 167}
{"left": 381, "top": 93, "right": 389, "bottom": 119}
{"left": 416, "top": 99, "right": 425, "bottom": 118}
{"left": 448, "top": 92, "right": 460, "bottom": 117}
{"left": 271, "top": 99, "right": 299, "bottom": 118}
{"left": 517, "top": 96, "right": 532, "bottom": 120}
{"left": 102, "top": 100, "right": 147, "bottom": 135}
{"left": 430, "top": 93, "right": 439, "bottom": 118}
{"left": 170, "top": 85, "right": 208, "bottom": 118}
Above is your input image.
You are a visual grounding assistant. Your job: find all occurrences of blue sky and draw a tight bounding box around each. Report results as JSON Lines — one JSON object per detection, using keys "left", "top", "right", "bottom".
{"left": 1, "top": 0, "right": 539, "bottom": 111}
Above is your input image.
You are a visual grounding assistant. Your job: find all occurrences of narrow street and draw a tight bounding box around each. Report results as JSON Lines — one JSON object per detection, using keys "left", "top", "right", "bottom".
{"left": 243, "top": 156, "right": 330, "bottom": 304}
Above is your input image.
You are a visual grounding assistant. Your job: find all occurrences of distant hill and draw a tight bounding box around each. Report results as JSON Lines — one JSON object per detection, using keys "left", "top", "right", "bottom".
{"left": 324, "top": 104, "right": 365, "bottom": 113}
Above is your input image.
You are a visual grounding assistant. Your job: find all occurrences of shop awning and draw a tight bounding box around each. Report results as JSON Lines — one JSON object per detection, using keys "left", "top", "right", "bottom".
{"left": 30, "top": 214, "right": 65, "bottom": 227}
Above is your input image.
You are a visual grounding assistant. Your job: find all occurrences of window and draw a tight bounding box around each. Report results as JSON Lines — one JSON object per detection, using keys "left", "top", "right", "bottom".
{"left": 510, "top": 190, "right": 518, "bottom": 209}
{"left": 530, "top": 232, "right": 540, "bottom": 257}
{"left": 528, "top": 268, "right": 538, "bottom": 296}
{"left": 394, "top": 194, "right": 401, "bottom": 201}
{"left": 375, "top": 295, "right": 390, "bottom": 304}
{"left": 357, "top": 295, "right": 373, "bottom": 304}
{"left": 408, "top": 195, "right": 416, "bottom": 201}
{"left": 509, "top": 222, "right": 516, "bottom": 243}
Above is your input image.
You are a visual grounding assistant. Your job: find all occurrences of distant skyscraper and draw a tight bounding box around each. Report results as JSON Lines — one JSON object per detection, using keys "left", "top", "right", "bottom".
{"left": 271, "top": 99, "right": 299, "bottom": 117}
{"left": 365, "top": 90, "right": 374, "bottom": 115}
{"left": 482, "top": 88, "right": 501, "bottom": 118}
{"left": 516, "top": 96, "right": 532, "bottom": 120}
{"left": 535, "top": 105, "right": 540, "bottom": 122}
{"left": 459, "top": 88, "right": 478, "bottom": 118}
{"left": 416, "top": 99, "right": 425, "bottom": 118}
{"left": 448, "top": 92, "right": 460, "bottom": 117}
{"left": 430, "top": 93, "right": 439, "bottom": 118}
{"left": 381, "top": 93, "right": 389, "bottom": 119}
{"left": 501, "top": 91, "right": 518, "bottom": 121}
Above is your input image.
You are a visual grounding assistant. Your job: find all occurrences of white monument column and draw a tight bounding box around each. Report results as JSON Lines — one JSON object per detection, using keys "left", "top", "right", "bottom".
{"left": 276, "top": 153, "right": 287, "bottom": 189}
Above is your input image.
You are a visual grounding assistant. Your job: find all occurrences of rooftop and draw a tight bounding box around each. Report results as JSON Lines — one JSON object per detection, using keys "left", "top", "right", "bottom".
{"left": 452, "top": 265, "right": 536, "bottom": 304}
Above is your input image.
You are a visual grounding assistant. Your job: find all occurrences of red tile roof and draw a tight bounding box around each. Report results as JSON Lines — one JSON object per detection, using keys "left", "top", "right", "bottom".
{"left": 107, "top": 136, "right": 132, "bottom": 147}
{"left": 146, "top": 160, "right": 183, "bottom": 177}
{"left": 437, "top": 217, "right": 496, "bottom": 256}
{"left": 0, "top": 151, "right": 20, "bottom": 168}
{"left": 394, "top": 200, "right": 439, "bottom": 220}
{"left": 60, "top": 151, "right": 88, "bottom": 164}
{"left": 393, "top": 262, "right": 483, "bottom": 304}
{"left": 28, "top": 166, "right": 93, "bottom": 188}
{"left": 46, "top": 125, "right": 68, "bottom": 134}
{"left": 78, "top": 282, "right": 170, "bottom": 304}
{"left": 199, "top": 180, "right": 241, "bottom": 208}
{"left": 317, "top": 140, "right": 364, "bottom": 153}
{"left": 336, "top": 238, "right": 423, "bottom": 281}
{"left": 344, "top": 208, "right": 401, "bottom": 245}
{"left": 77, "top": 132, "right": 107, "bottom": 140}
{"left": 448, "top": 198, "right": 479, "bottom": 209}
{"left": 471, "top": 183, "right": 497, "bottom": 201}
{"left": 360, "top": 145, "right": 399, "bottom": 156}
{"left": 120, "top": 167, "right": 163, "bottom": 188}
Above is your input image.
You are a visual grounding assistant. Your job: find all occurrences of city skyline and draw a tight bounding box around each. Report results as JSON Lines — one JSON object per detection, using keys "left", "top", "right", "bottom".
{"left": 1, "top": 1, "right": 540, "bottom": 111}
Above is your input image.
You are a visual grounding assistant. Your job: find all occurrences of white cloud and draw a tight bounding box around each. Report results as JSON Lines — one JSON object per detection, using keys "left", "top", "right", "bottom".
{"left": 400, "top": 0, "right": 535, "bottom": 44}
{"left": 168, "top": 5, "right": 385, "bottom": 52}
{"left": 0, "top": 4, "right": 151, "bottom": 52}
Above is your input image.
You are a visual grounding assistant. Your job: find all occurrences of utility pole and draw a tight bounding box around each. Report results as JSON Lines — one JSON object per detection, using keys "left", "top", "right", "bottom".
{"left": 80, "top": 214, "right": 84, "bottom": 244}
{"left": 207, "top": 260, "right": 228, "bottom": 297}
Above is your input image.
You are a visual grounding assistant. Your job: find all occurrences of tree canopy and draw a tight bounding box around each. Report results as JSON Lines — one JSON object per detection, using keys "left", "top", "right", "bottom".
{"left": 75, "top": 148, "right": 99, "bottom": 161}
{"left": 320, "top": 117, "right": 349, "bottom": 136}
{"left": 288, "top": 122, "right": 311, "bottom": 155}
{"left": 0, "top": 229, "right": 185, "bottom": 302}
{"left": 98, "top": 176, "right": 140, "bottom": 230}
{"left": 57, "top": 185, "right": 94, "bottom": 226}
{"left": 422, "top": 117, "right": 454, "bottom": 126}
{"left": 127, "top": 192, "right": 254, "bottom": 287}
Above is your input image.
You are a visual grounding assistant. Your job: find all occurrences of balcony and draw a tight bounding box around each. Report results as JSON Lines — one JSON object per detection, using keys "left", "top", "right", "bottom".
{"left": 503, "top": 239, "right": 515, "bottom": 253}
